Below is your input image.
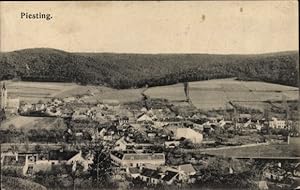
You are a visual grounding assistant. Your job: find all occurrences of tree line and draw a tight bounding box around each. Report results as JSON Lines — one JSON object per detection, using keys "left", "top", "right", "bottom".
{"left": 0, "top": 48, "right": 298, "bottom": 89}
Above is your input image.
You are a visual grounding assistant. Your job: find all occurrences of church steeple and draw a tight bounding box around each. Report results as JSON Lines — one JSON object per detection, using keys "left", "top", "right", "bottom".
{"left": 1, "top": 82, "right": 7, "bottom": 109}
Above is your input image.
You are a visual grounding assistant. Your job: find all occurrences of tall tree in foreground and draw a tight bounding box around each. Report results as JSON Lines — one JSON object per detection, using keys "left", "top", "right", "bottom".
{"left": 88, "top": 144, "right": 114, "bottom": 188}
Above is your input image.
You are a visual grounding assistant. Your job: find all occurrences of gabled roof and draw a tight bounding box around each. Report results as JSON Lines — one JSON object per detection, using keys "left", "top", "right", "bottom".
{"left": 162, "top": 170, "right": 178, "bottom": 181}
{"left": 137, "top": 114, "right": 153, "bottom": 122}
{"left": 48, "top": 150, "right": 79, "bottom": 161}
{"left": 129, "top": 167, "right": 140, "bottom": 174}
{"left": 111, "top": 151, "right": 165, "bottom": 161}
{"left": 178, "top": 164, "right": 196, "bottom": 175}
{"left": 123, "top": 153, "right": 165, "bottom": 161}
{"left": 141, "top": 168, "right": 161, "bottom": 179}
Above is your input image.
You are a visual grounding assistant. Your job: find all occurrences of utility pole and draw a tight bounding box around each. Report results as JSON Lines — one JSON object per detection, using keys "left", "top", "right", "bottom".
{"left": 0, "top": 143, "right": 2, "bottom": 190}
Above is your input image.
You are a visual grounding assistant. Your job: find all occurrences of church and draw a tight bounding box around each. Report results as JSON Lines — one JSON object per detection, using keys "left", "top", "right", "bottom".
{"left": 1, "top": 82, "right": 20, "bottom": 114}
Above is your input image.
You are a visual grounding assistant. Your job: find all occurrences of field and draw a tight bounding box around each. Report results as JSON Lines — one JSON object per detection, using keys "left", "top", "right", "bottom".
{"left": 3, "top": 80, "right": 144, "bottom": 104}
{"left": 203, "top": 144, "right": 300, "bottom": 158}
{"left": 2, "top": 78, "right": 299, "bottom": 110}
{"left": 0, "top": 116, "right": 63, "bottom": 131}
{"left": 5, "top": 80, "right": 80, "bottom": 103}
{"left": 145, "top": 78, "right": 299, "bottom": 110}
{"left": 202, "top": 137, "right": 300, "bottom": 158}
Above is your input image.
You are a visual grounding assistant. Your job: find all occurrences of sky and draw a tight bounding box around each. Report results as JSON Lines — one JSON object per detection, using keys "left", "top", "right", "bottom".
{"left": 0, "top": 1, "right": 298, "bottom": 54}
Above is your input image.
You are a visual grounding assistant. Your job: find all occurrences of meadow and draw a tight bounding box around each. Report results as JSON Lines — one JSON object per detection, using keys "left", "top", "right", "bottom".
{"left": 202, "top": 137, "right": 300, "bottom": 158}
{"left": 145, "top": 78, "right": 299, "bottom": 110}
{"left": 4, "top": 80, "right": 144, "bottom": 104}
{"left": 5, "top": 80, "right": 80, "bottom": 103}
{"left": 2, "top": 78, "right": 299, "bottom": 111}
{"left": 0, "top": 116, "right": 62, "bottom": 131}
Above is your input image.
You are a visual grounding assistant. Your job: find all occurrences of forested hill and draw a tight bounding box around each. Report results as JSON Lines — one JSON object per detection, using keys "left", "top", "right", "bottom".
{"left": 0, "top": 48, "right": 298, "bottom": 89}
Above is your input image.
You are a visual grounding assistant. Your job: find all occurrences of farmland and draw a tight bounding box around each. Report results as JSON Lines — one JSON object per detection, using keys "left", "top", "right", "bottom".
{"left": 145, "top": 78, "right": 299, "bottom": 111}
{"left": 5, "top": 81, "right": 80, "bottom": 103}
{"left": 202, "top": 137, "right": 300, "bottom": 158}
{"left": 2, "top": 78, "right": 299, "bottom": 111}
{"left": 3, "top": 80, "right": 144, "bottom": 104}
{"left": 0, "top": 116, "right": 63, "bottom": 131}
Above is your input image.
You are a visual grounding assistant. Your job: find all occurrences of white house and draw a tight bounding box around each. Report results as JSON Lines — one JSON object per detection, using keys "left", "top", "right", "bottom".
{"left": 269, "top": 117, "right": 287, "bottom": 129}
{"left": 110, "top": 151, "right": 165, "bottom": 168}
{"left": 114, "top": 137, "right": 135, "bottom": 151}
{"left": 137, "top": 114, "right": 153, "bottom": 122}
{"left": 174, "top": 128, "right": 203, "bottom": 144}
{"left": 34, "top": 150, "right": 92, "bottom": 172}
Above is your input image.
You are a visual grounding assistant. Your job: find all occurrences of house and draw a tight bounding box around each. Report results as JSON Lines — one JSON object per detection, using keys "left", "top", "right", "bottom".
{"left": 119, "top": 116, "right": 129, "bottom": 125}
{"left": 161, "top": 170, "right": 179, "bottom": 185}
{"left": 127, "top": 167, "right": 140, "bottom": 178}
{"left": 139, "top": 168, "right": 162, "bottom": 185}
{"left": 218, "top": 120, "right": 227, "bottom": 127}
{"left": 177, "top": 164, "right": 196, "bottom": 183}
{"left": 243, "top": 119, "right": 252, "bottom": 128}
{"left": 34, "top": 150, "right": 92, "bottom": 172}
{"left": 35, "top": 103, "right": 46, "bottom": 111}
{"left": 137, "top": 167, "right": 179, "bottom": 185}
{"left": 110, "top": 151, "right": 165, "bottom": 167}
{"left": 178, "top": 164, "right": 196, "bottom": 176}
{"left": 173, "top": 128, "right": 203, "bottom": 144}
{"left": 137, "top": 114, "right": 153, "bottom": 123}
{"left": 269, "top": 117, "right": 287, "bottom": 129}
{"left": 0, "top": 152, "right": 75, "bottom": 176}
{"left": 19, "top": 103, "right": 33, "bottom": 113}
{"left": 147, "top": 132, "right": 156, "bottom": 138}
{"left": 114, "top": 137, "right": 135, "bottom": 151}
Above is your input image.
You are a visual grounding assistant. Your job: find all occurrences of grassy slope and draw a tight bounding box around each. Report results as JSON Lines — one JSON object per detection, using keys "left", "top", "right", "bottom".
{"left": 2, "top": 176, "right": 47, "bottom": 190}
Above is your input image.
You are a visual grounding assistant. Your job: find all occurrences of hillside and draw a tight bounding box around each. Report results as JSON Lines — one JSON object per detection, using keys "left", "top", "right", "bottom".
{"left": 0, "top": 48, "right": 298, "bottom": 89}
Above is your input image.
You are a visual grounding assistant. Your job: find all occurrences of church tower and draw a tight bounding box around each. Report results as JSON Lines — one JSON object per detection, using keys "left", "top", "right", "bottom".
{"left": 1, "top": 82, "right": 7, "bottom": 109}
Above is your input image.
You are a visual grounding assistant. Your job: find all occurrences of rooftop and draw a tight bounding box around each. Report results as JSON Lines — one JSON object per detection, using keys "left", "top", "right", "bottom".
{"left": 141, "top": 168, "right": 161, "bottom": 179}
{"left": 123, "top": 153, "right": 165, "bottom": 161}
{"left": 48, "top": 150, "right": 79, "bottom": 161}
{"left": 178, "top": 164, "right": 196, "bottom": 174}
{"left": 111, "top": 151, "right": 165, "bottom": 161}
{"left": 162, "top": 170, "right": 178, "bottom": 181}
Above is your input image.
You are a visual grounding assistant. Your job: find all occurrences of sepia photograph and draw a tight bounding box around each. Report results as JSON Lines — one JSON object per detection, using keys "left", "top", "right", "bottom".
{"left": 0, "top": 1, "right": 299, "bottom": 190}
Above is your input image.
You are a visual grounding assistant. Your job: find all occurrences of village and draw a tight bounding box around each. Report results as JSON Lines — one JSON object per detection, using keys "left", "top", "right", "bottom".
{"left": 1, "top": 82, "right": 300, "bottom": 190}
